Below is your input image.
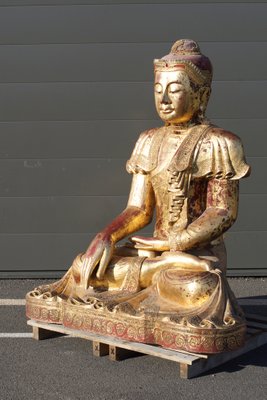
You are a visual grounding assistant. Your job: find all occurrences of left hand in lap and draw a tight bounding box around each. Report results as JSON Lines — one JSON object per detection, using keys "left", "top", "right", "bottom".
{"left": 130, "top": 236, "right": 170, "bottom": 251}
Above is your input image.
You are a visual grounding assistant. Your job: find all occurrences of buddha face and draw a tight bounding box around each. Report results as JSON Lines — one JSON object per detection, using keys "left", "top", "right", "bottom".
{"left": 154, "top": 70, "right": 201, "bottom": 124}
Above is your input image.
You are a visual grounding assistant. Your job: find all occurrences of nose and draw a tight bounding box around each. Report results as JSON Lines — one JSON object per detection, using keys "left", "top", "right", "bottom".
{"left": 162, "top": 88, "right": 171, "bottom": 104}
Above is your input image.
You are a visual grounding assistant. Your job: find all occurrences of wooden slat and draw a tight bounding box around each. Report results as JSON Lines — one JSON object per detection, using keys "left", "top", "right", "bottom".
{"left": 0, "top": 119, "right": 266, "bottom": 159}
{"left": 0, "top": 1, "right": 263, "bottom": 6}
{"left": 0, "top": 270, "right": 68, "bottom": 278}
{"left": 246, "top": 321, "right": 267, "bottom": 331}
{"left": 0, "top": 231, "right": 267, "bottom": 272}
{"left": 0, "top": 120, "right": 147, "bottom": 159}
{"left": 214, "top": 119, "right": 267, "bottom": 158}
{"left": 245, "top": 313, "right": 267, "bottom": 324}
{"left": 0, "top": 233, "right": 93, "bottom": 270}
{"left": 0, "top": 82, "right": 156, "bottom": 121}
{"left": 238, "top": 158, "right": 267, "bottom": 195}
{"left": 209, "top": 82, "right": 267, "bottom": 119}
{"left": 238, "top": 298, "right": 267, "bottom": 306}
{"left": 227, "top": 269, "right": 267, "bottom": 277}
{"left": 233, "top": 195, "right": 267, "bottom": 231}
{"left": 1, "top": 42, "right": 267, "bottom": 83}
{"left": 0, "top": 194, "right": 265, "bottom": 233}
{"left": 0, "top": 4, "right": 266, "bottom": 44}
{"left": 0, "top": 159, "right": 129, "bottom": 196}
{"left": 111, "top": 342, "right": 208, "bottom": 360}
{"left": 0, "top": 82, "right": 267, "bottom": 121}
{"left": 0, "top": 157, "right": 263, "bottom": 196}
{"left": 0, "top": 196, "right": 129, "bottom": 233}
{"left": 225, "top": 232, "right": 267, "bottom": 271}
{"left": 246, "top": 327, "right": 261, "bottom": 335}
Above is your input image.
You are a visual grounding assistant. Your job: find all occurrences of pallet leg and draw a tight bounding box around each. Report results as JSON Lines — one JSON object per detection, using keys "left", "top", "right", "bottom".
{"left": 32, "top": 325, "right": 64, "bottom": 340}
{"left": 109, "top": 345, "right": 141, "bottom": 361}
{"left": 179, "top": 363, "right": 190, "bottom": 379}
{"left": 92, "top": 341, "right": 109, "bottom": 357}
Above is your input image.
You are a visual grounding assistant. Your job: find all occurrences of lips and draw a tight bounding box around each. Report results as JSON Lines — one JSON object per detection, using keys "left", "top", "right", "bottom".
{"left": 160, "top": 108, "right": 174, "bottom": 114}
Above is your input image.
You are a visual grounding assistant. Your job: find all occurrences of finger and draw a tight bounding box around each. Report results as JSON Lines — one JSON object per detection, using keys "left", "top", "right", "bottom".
{"left": 81, "top": 257, "right": 90, "bottom": 278}
{"left": 82, "top": 258, "right": 98, "bottom": 290}
{"left": 135, "top": 240, "right": 169, "bottom": 251}
{"left": 96, "top": 245, "right": 113, "bottom": 280}
{"left": 81, "top": 248, "right": 103, "bottom": 289}
{"left": 199, "top": 255, "right": 219, "bottom": 263}
{"left": 134, "top": 243, "right": 154, "bottom": 250}
{"left": 131, "top": 236, "right": 151, "bottom": 245}
{"left": 129, "top": 236, "right": 139, "bottom": 243}
{"left": 81, "top": 257, "right": 92, "bottom": 287}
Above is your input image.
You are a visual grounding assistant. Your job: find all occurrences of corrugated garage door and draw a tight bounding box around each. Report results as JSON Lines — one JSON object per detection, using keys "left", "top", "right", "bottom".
{"left": 0, "top": 1, "right": 266, "bottom": 277}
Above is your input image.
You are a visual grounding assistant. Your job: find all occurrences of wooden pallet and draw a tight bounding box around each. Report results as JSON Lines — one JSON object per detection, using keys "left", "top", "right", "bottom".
{"left": 27, "top": 313, "right": 267, "bottom": 379}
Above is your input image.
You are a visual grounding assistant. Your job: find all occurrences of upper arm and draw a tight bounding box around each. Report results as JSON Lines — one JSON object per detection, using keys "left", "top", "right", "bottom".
{"left": 206, "top": 178, "right": 239, "bottom": 220}
{"left": 127, "top": 173, "right": 155, "bottom": 217}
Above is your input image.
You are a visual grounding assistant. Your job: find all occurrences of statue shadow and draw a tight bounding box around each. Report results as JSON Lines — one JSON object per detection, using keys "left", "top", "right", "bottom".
{"left": 238, "top": 294, "right": 267, "bottom": 316}
{"left": 201, "top": 295, "right": 267, "bottom": 377}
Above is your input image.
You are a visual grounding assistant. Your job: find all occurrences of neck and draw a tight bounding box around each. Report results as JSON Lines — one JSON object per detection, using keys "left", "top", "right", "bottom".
{"left": 165, "top": 120, "right": 197, "bottom": 130}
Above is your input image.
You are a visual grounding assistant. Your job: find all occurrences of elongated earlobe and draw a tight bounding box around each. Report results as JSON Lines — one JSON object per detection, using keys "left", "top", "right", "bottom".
{"left": 197, "top": 87, "right": 211, "bottom": 121}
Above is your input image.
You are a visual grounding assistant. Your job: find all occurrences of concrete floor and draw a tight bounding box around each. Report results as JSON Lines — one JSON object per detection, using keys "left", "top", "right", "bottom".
{"left": 0, "top": 278, "right": 266, "bottom": 400}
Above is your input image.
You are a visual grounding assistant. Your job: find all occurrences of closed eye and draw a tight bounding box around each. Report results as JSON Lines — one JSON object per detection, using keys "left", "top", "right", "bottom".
{"left": 154, "top": 83, "right": 163, "bottom": 93}
{"left": 169, "top": 89, "right": 181, "bottom": 94}
{"left": 168, "top": 82, "right": 184, "bottom": 94}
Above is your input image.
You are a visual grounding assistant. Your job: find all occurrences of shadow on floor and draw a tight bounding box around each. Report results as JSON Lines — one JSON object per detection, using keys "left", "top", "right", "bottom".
{"left": 238, "top": 294, "right": 267, "bottom": 316}
{"left": 201, "top": 296, "right": 267, "bottom": 376}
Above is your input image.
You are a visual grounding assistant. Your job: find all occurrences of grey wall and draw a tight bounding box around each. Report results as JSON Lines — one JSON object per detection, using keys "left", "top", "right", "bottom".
{"left": 0, "top": 1, "right": 266, "bottom": 277}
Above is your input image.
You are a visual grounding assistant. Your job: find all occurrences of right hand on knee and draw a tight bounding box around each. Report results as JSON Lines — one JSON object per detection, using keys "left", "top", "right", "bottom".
{"left": 81, "top": 233, "right": 115, "bottom": 289}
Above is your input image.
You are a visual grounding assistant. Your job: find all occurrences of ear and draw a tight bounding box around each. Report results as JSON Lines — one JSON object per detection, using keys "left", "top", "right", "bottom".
{"left": 196, "top": 87, "right": 211, "bottom": 122}
{"left": 200, "top": 87, "right": 211, "bottom": 108}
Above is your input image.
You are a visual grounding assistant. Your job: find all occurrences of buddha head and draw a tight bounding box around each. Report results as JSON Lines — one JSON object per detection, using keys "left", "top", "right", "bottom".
{"left": 154, "top": 39, "right": 213, "bottom": 125}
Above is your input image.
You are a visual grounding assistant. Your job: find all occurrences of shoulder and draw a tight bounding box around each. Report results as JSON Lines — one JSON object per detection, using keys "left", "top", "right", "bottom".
{"left": 126, "top": 127, "right": 163, "bottom": 174}
{"left": 136, "top": 127, "right": 163, "bottom": 145}
{"left": 194, "top": 125, "right": 251, "bottom": 179}
{"left": 132, "top": 128, "right": 159, "bottom": 151}
{"left": 203, "top": 126, "right": 243, "bottom": 148}
{"left": 202, "top": 126, "right": 247, "bottom": 163}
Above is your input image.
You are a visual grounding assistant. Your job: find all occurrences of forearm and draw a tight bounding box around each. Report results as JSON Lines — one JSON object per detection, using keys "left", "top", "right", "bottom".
{"left": 172, "top": 207, "right": 234, "bottom": 250}
{"left": 101, "top": 174, "right": 154, "bottom": 243}
{"left": 170, "top": 179, "right": 239, "bottom": 251}
{"left": 101, "top": 206, "right": 152, "bottom": 243}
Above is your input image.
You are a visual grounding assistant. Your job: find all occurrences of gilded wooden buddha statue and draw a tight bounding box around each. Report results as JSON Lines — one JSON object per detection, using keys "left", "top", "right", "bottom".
{"left": 26, "top": 39, "right": 250, "bottom": 353}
